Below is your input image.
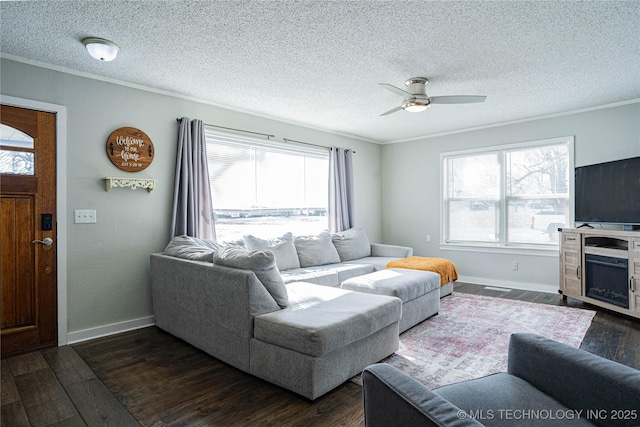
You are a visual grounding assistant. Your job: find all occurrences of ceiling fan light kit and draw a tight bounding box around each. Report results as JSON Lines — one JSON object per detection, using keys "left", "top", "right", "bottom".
{"left": 402, "top": 100, "right": 430, "bottom": 112}
{"left": 379, "top": 77, "right": 486, "bottom": 116}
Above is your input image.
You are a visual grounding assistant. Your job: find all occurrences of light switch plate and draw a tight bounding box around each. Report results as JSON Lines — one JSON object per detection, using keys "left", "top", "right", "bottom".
{"left": 74, "top": 209, "right": 97, "bottom": 224}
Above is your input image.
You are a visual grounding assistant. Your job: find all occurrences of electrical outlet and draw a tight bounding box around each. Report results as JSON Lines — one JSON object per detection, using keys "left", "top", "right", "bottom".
{"left": 512, "top": 261, "right": 519, "bottom": 271}
{"left": 74, "top": 209, "right": 97, "bottom": 224}
{"left": 426, "top": 235, "right": 431, "bottom": 243}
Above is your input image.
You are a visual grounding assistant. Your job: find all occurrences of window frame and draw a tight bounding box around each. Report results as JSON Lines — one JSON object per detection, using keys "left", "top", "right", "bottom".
{"left": 440, "top": 136, "right": 575, "bottom": 255}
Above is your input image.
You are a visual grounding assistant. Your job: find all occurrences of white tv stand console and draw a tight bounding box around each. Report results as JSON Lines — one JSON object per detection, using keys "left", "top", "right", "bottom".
{"left": 559, "top": 228, "right": 640, "bottom": 320}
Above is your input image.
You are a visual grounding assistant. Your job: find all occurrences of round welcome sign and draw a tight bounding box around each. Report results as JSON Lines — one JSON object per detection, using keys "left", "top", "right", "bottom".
{"left": 106, "top": 127, "right": 154, "bottom": 172}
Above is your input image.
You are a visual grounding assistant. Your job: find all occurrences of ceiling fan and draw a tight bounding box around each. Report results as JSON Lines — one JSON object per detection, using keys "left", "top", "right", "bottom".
{"left": 379, "top": 77, "right": 486, "bottom": 116}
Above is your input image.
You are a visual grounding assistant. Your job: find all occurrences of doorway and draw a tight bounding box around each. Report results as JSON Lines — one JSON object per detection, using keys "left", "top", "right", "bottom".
{"left": 1, "top": 104, "right": 58, "bottom": 357}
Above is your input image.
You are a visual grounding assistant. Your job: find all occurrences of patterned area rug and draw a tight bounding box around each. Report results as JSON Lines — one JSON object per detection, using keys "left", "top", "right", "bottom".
{"left": 353, "top": 292, "right": 596, "bottom": 389}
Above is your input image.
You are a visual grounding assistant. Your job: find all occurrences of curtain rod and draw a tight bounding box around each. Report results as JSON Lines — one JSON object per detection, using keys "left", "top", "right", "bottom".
{"left": 283, "top": 138, "right": 356, "bottom": 154}
{"left": 175, "top": 118, "right": 354, "bottom": 153}
{"left": 176, "top": 118, "right": 275, "bottom": 139}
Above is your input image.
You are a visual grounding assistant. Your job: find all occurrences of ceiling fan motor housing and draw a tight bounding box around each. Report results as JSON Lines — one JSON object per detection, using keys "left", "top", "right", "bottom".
{"left": 402, "top": 77, "right": 431, "bottom": 110}
{"left": 405, "top": 77, "right": 429, "bottom": 95}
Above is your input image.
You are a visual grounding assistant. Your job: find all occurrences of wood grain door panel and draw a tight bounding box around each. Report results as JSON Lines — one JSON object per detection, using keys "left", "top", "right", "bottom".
{"left": 1, "top": 196, "right": 36, "bottom": 329}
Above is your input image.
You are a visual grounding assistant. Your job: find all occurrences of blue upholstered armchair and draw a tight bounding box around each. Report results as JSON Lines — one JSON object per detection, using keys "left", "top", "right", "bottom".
{"left": 362, "top": 333, "right": 640, "bottom": 427}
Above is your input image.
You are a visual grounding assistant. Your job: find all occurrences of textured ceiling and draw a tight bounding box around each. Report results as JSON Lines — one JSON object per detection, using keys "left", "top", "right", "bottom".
{"left": 1, "top": 1, "right": 639, "bottom": 143}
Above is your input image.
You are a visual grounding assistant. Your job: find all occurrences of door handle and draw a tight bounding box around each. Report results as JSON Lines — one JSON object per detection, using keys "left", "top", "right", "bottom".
{"left": 32, "top": 237, "right": 53, "bottom": 246}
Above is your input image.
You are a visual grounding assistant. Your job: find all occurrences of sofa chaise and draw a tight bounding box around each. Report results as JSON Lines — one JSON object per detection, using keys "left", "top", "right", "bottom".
{"left": 362, "top": 333, "right": 640, "bottom": 426}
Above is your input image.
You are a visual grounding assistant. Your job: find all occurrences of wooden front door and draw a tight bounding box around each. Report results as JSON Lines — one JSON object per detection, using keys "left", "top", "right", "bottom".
{"left": 1, "top": 104, "right": 57, "bottom": 358}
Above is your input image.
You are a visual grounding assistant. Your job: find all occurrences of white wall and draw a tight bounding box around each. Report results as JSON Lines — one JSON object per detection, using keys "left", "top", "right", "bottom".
{"left": 381, "top": 102, "right": 640, "bottom": 293}
{"left": 0, "top": 58, "right": 382, "bottom": 341}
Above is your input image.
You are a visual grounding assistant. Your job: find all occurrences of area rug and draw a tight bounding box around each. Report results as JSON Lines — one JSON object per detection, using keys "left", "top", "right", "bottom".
{"left": 353, "top": 292, "right": 596, "bottom": 389}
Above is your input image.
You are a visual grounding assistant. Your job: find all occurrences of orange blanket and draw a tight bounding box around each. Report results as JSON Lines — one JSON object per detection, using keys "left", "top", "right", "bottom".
{"left": 386, "top": 256, "right": 458, "bottom": 286}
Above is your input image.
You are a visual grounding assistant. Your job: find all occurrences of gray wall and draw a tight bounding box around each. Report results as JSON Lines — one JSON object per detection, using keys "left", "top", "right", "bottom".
{"left": 381, "top": 102, "right": 640, "bottom": 293}
{"left": 1, "top": 58, "right": 382, "bottom": 339}
{"left": 3, "top": 55, "right": 638, "bottom": 338}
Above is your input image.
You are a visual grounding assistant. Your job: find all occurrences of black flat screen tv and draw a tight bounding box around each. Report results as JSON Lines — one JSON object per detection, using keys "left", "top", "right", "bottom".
{"left": 575, "top": 156, "right": 640, "bottom": 227}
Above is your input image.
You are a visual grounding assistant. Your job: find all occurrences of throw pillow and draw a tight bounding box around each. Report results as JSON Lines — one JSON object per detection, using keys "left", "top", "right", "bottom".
{"left": 213, "top": 246, "right": 289, "bottom": 308}
{"left": 243, "top": 232, "right": 301, "bottom": 271}
{"left": 331, "top": 227, "right": 371, "bottom": 261}
{"left": 294, "top": 231, "right": 341, "bottom": 267}
{"left": 164, "top": 235, "right": 223, "bottom": 262}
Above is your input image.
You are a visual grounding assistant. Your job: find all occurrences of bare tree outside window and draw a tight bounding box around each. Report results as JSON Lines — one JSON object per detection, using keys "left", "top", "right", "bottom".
{"left": 0, "top": 150, "right": 35, "bottom": 174}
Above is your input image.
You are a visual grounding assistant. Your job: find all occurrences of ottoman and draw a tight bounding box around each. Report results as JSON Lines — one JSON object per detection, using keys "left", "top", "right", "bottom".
{"left": 341, "top": 268, "right": 440, "bottom": 333}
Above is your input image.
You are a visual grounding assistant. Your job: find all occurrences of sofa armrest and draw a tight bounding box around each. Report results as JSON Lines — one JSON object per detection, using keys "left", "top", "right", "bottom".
{"left": 370, "top": 243, "right": 413, "bottom": 258}
{"left": 508, "top": 333, "right": 640, "bottom": 425}
{"left": 362, "top": 364, "right": 484, "bottom": 427}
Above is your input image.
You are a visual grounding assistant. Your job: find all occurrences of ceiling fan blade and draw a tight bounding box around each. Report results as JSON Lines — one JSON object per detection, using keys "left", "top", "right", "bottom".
{"left": 380, "top": 106, "right": 403, "bottom": 116}
{"left": 429, "top": 95, "right": 487, "bottom": 104}
{"left": 379, "top": 83, "right": 412, "bottom": 97}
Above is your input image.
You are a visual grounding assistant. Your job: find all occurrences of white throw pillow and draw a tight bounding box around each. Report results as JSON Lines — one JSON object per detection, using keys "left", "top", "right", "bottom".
{"left": 294, "top": 231, "right": 341, "bottom": 267}
{"left": 243, "top": 232, "right": 301, "bottom": 271}
{"left": 213, "top": 246, "right": 289, "bottom": 308}
{"left": 331, "top": 227, "right": 371, "bottom": 261}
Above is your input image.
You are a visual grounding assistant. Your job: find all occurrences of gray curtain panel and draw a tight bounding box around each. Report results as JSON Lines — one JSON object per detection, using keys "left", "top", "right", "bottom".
{"left": 170, "top": 117, "right": 216, "bottom": 239}
{"left": 328, "top": 147, "right": 354, "bottom": 232}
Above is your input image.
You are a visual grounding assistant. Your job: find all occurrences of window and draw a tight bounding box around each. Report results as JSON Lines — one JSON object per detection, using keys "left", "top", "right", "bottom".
{"left": 442, "top": 137, "right": 573, "bottom": 249}
{"left": 206, "top": 129, "right": 329, "bottom": 242}
{"left": 0, "top": 123, "right": 35, "bottom": 175}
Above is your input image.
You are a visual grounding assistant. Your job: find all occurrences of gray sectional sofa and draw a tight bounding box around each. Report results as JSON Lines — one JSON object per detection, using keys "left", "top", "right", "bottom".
{"left": 150, "top": 228, "right": 421, "bottom": 399}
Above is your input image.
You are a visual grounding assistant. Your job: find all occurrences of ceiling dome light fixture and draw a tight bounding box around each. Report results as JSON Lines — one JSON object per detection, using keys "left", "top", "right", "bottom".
{"left": 82, "top": 37, "right": 119, "bottom": 61}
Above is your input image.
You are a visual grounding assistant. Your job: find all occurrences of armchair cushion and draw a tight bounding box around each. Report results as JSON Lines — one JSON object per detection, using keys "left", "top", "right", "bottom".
{"left": 435, "top": 373, "right": 592, "bottom": 426}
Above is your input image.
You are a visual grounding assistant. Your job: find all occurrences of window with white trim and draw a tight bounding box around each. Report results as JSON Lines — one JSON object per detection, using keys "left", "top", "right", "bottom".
{"left": 442, "top": 137, "right": 573, "bottom": 248}
{"left": 205, "top": 130, "right": 329, "bottom": 242}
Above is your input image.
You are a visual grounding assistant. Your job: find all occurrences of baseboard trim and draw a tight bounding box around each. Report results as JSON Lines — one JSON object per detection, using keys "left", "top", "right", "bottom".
{"left": 457, "top": 275, "right": 558, "bottom": 294}
{"left": 67, "top": 315, "right": 155, "bottom": 345}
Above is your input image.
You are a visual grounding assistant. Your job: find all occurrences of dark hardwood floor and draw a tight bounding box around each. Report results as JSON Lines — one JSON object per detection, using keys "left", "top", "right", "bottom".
{"left": 3, "top": 282, "right": 639, "bottom": 426}
{"left": 1, "top": 345, "right": 139, "bottom": 427}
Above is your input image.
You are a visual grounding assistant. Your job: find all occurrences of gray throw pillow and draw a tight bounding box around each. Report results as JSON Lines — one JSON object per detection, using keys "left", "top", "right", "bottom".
{"left": 243, "top": 232, "right": 301, "bottom": 271}
{"left": 213, "top": 246, "right": 289, "bottom": 308}
{"left": 164, "top": 235, "right": 223, "bottom": 262}
{"left": 331, "top": 227, "right": 371, "bottom": 261}
{"left": 294, "top": 231, "right": 341, "bottom": 267}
